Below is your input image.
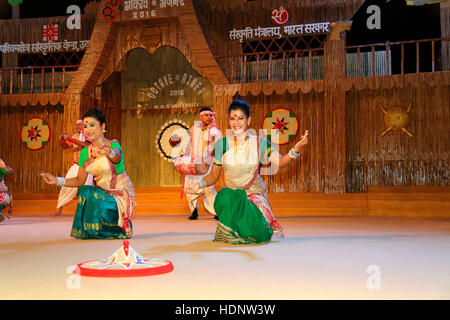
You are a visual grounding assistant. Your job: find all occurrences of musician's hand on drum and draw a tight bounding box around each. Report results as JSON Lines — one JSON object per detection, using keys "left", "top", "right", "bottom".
{"left": 40, "top": 173, "right": 58, "bottom": 185}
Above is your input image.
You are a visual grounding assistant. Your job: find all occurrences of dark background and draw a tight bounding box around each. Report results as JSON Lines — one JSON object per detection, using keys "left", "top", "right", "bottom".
{"left": 0, "top": 0, "right": 95, "bottom": 19}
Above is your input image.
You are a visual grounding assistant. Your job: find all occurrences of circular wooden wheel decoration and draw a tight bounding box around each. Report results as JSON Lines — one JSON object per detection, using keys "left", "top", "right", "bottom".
{"left": 262, "top": 108, "right": 299, "bottom": 145}
{"left": 74, "top": 241, "right": 174, "bottom": 278}
{"left": 21, "top": 118, "right": 51, "bottom": 151}
{"left": 155, "top": 119, "right": 190, "bottom": 162}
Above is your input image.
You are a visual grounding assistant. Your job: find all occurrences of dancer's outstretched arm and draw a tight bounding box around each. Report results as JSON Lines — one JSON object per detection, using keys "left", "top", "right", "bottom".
{"left": 269, "top": 130, "right": 308, "bottom": 169}
{"left": 41, "top": 166, "right": 89, "bottom": 188}
{"left": 185, "top": 164, "right": 222, "bottom": 194}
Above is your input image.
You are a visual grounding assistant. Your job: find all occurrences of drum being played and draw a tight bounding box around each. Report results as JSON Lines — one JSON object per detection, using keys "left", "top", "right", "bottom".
{"left": 174, "top": 155, "right": 210, "bottom": 176}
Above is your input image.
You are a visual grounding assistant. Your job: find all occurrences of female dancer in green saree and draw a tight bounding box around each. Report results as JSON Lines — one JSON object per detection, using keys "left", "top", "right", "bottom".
{"left": 0, "top": 158, "right": 15, "bottom": 223}
{"left": 186, "top": 100, "right": 308, "bottom": 244}
{"left": 41, "top": 108, "right": 136, "bottom": 239}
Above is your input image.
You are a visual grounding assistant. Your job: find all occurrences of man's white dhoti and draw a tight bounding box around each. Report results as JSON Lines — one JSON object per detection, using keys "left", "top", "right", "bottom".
{"left": 184, "top": 170, "right": 217, "bottom": 216}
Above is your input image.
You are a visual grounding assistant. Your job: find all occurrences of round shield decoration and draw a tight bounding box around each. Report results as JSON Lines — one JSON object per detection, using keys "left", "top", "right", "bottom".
{"left": 21, "top": 118, "right": 51, "bottom": 151}
{"left": 155, "top": 119, "right": 190, "bottom": 162}
{"left": 262, "top": 108, "right": 299, "bottom": 145}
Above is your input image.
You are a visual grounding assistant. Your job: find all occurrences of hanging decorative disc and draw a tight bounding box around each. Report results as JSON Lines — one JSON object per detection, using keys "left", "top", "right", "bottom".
{"left": 262, "top": 108, "right": 299, "bottom": 145}
{"left": 75, "top": 241, "right": 174, "bottom": 277}
{"left": 155, "top": 119, "right": 190, "bottom": 162}
{"left": 21, "top": 118, "right": 51, "bottom": 151}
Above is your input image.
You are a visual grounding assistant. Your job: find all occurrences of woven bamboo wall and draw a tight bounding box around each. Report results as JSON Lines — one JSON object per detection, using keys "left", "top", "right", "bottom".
{"left": 0, "top": 103, "right": 66, "bottom": 194}
{"left": 121, "top": 112, "right": 199, "bottom": 187}
{"left": 346, "top": 85, "right": 450, "bottom": 192}
{"left": 214, "top": 90, "right": 324, "bottom": 193}
{"left": 99, "top": 71, "right": 122, "bottom": 143}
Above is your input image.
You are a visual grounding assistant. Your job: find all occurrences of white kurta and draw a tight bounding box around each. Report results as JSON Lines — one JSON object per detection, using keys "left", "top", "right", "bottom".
{"left": 183, "top": 125, "right": 220, "bottom": 215}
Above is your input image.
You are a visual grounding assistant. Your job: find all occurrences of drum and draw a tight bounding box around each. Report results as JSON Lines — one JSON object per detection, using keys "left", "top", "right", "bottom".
{"left": 174, "top": 155, "right": 210, "bottom": 176}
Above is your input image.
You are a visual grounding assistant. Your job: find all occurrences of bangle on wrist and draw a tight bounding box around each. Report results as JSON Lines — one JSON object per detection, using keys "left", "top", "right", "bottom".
{"left": 56, "top": 177, "right": 66, "bottom": 187}
{"left": 107, "top": 150, "right": 115, "bottom": 159}
{"left": 288, "top": 148, "right": 301, "bottom": 160}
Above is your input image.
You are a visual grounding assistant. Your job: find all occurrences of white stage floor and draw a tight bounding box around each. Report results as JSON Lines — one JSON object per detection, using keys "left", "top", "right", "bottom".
{"left": 0, "top": 215, "right": 449, "bottom": 299}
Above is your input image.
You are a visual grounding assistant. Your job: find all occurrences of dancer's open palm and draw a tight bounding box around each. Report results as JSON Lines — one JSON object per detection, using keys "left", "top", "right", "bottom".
{"left": 40, "top": 173, "right": 57, "bottom": 185}
{"left": 293, "top": 130, "right": 309, "bottom": 152}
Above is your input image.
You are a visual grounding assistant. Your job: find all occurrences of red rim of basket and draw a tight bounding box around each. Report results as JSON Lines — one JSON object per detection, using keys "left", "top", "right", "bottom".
{"left": 75, "top": 260, "right": 174, "bottom": 277}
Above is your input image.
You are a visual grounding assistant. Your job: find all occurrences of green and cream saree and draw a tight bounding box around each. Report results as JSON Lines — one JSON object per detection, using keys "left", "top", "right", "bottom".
{"left": 213, "top": 135, "right": 283, "bottom": 244}
{"left": 71, "top": 140, "right": 136, "bottom": 239}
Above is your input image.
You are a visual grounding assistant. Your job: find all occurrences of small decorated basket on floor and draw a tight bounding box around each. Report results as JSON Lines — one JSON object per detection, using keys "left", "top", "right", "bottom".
{"left": 74, "top": 241, "right": 173, "bottom": 277}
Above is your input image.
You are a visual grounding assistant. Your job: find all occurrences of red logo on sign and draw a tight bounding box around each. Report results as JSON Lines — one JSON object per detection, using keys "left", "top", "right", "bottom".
{"left": 103, "top": 0, "right": 124, "bottom": 22}
{"left": 271, "top": 7, "right": 289, "bottom": 25}
{"left": 43, "top": 24, "right": 58, "bottom": 41}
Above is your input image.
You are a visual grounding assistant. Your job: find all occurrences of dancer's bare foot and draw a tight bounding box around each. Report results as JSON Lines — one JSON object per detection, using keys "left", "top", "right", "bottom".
{"left": 50, "top": 208, "right": 62, "bottom": 217}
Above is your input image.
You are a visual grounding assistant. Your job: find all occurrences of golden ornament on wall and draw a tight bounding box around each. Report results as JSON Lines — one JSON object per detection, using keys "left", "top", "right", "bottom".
{"left": 136, "top": 104, "right": 143, "bottom": 119}
{"left": 379, "top": 103, "right": 413, "bottom": 138}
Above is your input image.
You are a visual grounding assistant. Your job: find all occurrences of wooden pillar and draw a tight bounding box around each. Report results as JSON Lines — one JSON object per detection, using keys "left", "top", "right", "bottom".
{"left": 100, "top": 72, "right": 122, "bottom": 143}
{"left": 213, "top": 86, "right": 233, "bottom": 134}
{"left": 12, "top": 3, "right": 20, "bottom": 19}
{"left": 61, "top": 94, "right": 82, "bottom": 173}
{"left": 441, "top": 1, "right": 450, "bottom": 71}
{"left": 323, "top": 38, "right": 347, "bottom": 193}
{"left": 213, "top": 87, "right": 233, "bottom": 188}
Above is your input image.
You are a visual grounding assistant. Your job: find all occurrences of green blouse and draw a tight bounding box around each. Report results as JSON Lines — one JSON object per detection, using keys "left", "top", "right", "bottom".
{"left": 0, "top": 168, "right": 10, "bottom": 182}
{"left": 78, "top": 141, "right": 125, "bottom": 175}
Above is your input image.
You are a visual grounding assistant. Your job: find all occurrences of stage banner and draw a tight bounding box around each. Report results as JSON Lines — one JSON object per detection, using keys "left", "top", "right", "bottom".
{"left": 122, "top": 46, "right": 213, "bottom": 113}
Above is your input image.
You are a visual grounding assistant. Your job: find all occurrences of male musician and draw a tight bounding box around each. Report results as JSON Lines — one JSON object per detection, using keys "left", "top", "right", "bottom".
{"left": 184, "top": 107, "right": 221, "bottom": 220}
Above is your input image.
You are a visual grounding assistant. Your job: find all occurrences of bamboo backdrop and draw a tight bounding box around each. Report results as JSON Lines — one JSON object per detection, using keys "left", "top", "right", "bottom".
{"left": 119, "top": 46, "right": 214, "bottom": 187}
{"left": 1, "top": 1, "right": 449, "bottom": 194}
{"left": 100, "top": 71, "right": 122, "bottom": 143}
{"left": 346, "top": 85, "right": 450, "bottom": 192}
{"left": 121, "top": 112, "right": 199, "bottom": 187}
{"left": 0, "top": 103, "right": 65, "bottom": 194}
{"left": 214, "top": 90, "right": 324, "bottom": 193}
{"left": 120, "top": 47, "right": 213, "bottom": 111}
